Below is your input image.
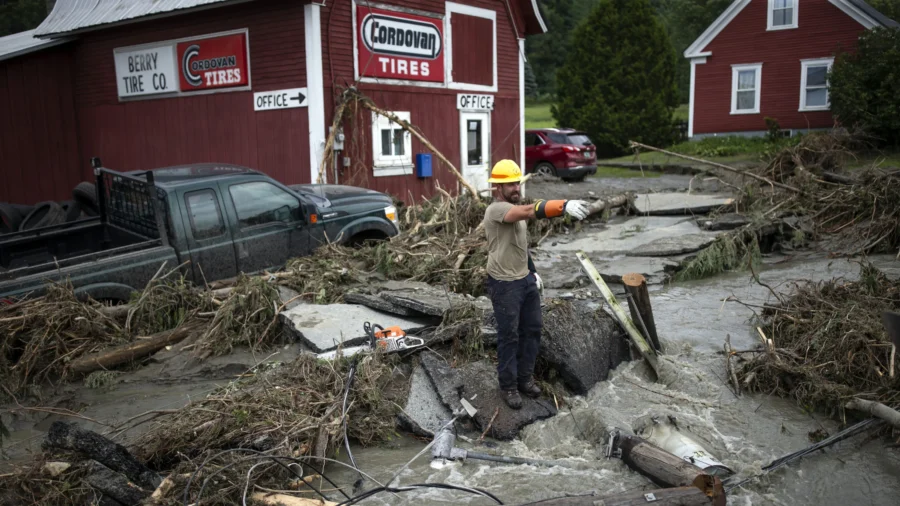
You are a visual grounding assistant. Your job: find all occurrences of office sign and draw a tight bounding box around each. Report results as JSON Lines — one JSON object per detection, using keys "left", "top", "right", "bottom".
{"left": 178, "top": 32, "right": 249, "bottom": 92}
{"left": 357, "top": 6, "right": 444, "bottom": 83}
{"left": 114, "top": 44, "right": 178, "bottom": 98}
{"left": 254, "top": 88, "right": 308, "bottom": 111}
{"left": 457, "top": 94, "right": 494, "bottom": 111}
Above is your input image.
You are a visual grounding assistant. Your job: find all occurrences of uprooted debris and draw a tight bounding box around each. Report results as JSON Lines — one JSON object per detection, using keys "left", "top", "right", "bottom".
{"left": 732, "top": 262, "right": 900, "bottom": 418}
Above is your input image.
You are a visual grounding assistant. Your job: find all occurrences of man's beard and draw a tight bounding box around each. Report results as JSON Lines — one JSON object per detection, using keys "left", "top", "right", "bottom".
{"left": 504, "top": 189, "right": 520, "bottom": 203}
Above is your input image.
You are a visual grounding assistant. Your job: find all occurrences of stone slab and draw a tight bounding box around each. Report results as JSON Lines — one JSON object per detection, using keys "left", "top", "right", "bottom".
{"left": 381, "top": 288, "right": 492, "bottom": 317}
{"left": 626, "top": 234, "right": 717, "bottom": 257}
{"left": 419, "top": 352, "right": 465, "bottom": 415}
{"left": 458, "top": 361, "right": 558, "bottom": 441}
{"left": 279, "top": 304, "right": 435, "bottom": 353}
{"left": 543, "top": 216, "right": 702, "bottom": 255}
{"left": 277, "top": 286, "right": 303, "bottom": 311}
{"left": 401, "top": 365, "right": 453, "bottom": 436}
{"left": 697, "top": 213, "right": 750, "bottom": 231}
{"left": 539, "top": 300, "right": 632, "bottom": 395}
{"left": 633, "top": 193, "right": 734, "bottom": 216}
{"left": 343, "top": 292, "right": 420, "bottom": 316}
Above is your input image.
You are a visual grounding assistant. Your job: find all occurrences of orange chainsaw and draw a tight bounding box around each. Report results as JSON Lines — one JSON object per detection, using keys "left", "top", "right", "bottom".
{"left": 316, "top": 322, "right": 424, "bottom": 360}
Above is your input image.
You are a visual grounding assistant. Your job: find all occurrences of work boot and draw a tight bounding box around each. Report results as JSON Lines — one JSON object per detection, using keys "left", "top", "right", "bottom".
{"left": 502, "top": 389, "right": 522, "bottom": 409}
{"left": 518, "top": 380, "right": 542, "bottom": 398}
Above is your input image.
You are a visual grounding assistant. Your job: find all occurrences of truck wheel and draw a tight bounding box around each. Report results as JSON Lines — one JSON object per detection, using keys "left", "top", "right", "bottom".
{"left": 19, "top": 201, "right": 66, "bottom": 231}
{"left": 0, "top": 203, "right": 24, "bottom": 234}
{"left": 63, "top": 201, "right": 84, "bottom": 222}
{"left": 73, "top": 182, "right": 99, "bottom": 214}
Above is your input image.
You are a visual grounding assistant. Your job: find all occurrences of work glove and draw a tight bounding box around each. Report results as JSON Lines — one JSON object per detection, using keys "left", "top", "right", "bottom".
{"left": 533, "top": 272, "right": 544, "bottom": 294}
{"left": 565, "top": 200, "right": 590, "bottom": 221}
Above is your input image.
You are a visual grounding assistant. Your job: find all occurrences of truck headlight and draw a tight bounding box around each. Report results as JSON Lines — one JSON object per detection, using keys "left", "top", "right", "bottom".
{"left": 384, "top": 205, "right": 399, "bottom": 227}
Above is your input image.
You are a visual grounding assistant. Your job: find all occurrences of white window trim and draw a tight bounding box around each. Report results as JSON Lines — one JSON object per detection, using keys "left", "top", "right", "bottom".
{"left": 799, "top": 58, "right": 834, "bottom": 112}
{"left": 445, "top": 1, "right": 498, "bottom": 93}
{"left": 372, "top": 111, "right": 413, "bottom": 177}
{"left": 767, "top": 0, "right": 798, "bottom": 31}
{"left": 731, "top": 63, "right": 762, "bottom": 115}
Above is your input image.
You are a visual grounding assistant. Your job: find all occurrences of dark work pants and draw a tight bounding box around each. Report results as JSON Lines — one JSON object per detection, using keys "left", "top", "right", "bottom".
{"left": 487, "top": 274, "right": 543, "bottom": 391}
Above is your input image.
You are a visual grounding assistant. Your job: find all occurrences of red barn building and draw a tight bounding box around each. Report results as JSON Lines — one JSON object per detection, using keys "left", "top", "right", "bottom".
{"left": 684, "top": 0, "right": 897, "bottom": 139}
{"left": 0, "top": 0, "right": 546, "bottom": 205}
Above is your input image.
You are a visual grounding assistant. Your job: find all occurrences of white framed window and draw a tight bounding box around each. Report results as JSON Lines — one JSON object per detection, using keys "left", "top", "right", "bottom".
{"left": 731, "top": 64, "right": 762, "bottom": 115}
{"left": 372, "top": 111, "right": 413, "bottom": 177}
{"left": 445, "top": 1, "right": 498, "bottom": 93}
{"left": 799, "top": 58, "right": 833, "bottom": 111}
{"left": 768, "top": 0, "right": 798, "bottom": 30}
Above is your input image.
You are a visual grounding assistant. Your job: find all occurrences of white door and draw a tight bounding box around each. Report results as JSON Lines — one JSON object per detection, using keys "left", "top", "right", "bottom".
{"left": 459, "top": 111, "right": 490, "bottom": 196}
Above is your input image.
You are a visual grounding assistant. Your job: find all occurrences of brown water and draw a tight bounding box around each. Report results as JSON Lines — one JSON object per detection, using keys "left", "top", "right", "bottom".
{"left": 3, "top": 246, "right": 899, "bottom": 505}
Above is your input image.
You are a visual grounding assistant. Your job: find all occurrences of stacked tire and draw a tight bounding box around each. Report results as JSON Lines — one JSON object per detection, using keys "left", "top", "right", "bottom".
{"left": 0, "top": 181, "right": 99, "bottom": 236}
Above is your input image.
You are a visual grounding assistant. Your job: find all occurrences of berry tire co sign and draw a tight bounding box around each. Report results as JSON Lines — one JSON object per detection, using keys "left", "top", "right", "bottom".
{"left": 356, "top": 5, "right": 444, "bottom": 83}
{"left": 114, "top": 30, "right": 250, "bottom": 100}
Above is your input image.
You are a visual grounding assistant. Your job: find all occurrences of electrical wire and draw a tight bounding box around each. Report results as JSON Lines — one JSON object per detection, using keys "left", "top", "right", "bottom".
{"left": 341, "top": 354, "right": 366, "bottom": 489}
{"left": 384, "top": 417, "right": 457, "bottom": 487}
{"left": 242, "top": 461, "right": 271, "bottom": 506}
{"left": 336, "top": 482, "right": 505, "bottom": 506}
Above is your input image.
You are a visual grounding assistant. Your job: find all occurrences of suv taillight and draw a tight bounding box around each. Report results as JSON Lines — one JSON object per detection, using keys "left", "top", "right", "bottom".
{"left": 562, "top": 146, "right": 577, "bottom": 152}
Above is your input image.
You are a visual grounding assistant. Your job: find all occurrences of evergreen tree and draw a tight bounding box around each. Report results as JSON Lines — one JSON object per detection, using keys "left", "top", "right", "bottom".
{"left": 524, "top": 60, "right": 539, "bottom": 99}
{"left": 552, "top": 0, "right": 678, "bottom": 157}
{"left": 0, "top": 0, "right": 49, "bottom": 37}
{"left": 526, "top": 0, "right": 576, "bottom": 97}
{"left": 868, "top": 0, "right": 900, "bottom": 23}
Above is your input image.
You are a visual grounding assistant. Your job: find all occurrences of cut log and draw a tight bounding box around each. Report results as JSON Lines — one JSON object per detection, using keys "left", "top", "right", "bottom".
{"left": 251, "top": 493, "right": 338, "bottom": 506}
{"left": 69, "top": 325, "right": 197, "bottom": 375}
{"left": 618, "top": 435, "right": 707, "bottom": 489}
{"left": 577, "top": 253, "right": 658, "bottom": 377}
{"left": 86, "top": 461, "right": 152, "bottom": 506}
{"left": 622, "top": 273, "right": 661, "bottom": 352}
{"left": 43, "top": 421, "right": 161, "bottom": 490}
{"left": 845, "top": 398, "right": 900, "bottom": 430}
{"left": 514, "top": 487, "right": 714, "bottom": 506}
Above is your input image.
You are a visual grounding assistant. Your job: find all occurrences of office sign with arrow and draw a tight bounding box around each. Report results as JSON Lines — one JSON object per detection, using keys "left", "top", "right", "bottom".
{"left": 253, "top": 87, "right": 308, "bottom": 111}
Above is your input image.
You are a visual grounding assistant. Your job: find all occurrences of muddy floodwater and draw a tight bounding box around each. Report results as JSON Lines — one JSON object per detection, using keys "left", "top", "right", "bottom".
{"left": 3, "top": 179, "right": 900, "bottom": 505}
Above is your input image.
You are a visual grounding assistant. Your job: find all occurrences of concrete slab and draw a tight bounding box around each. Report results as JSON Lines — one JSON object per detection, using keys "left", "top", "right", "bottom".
{"left": 591, "top": 256, "right": 684, "bottom": 284}
{"left": 277, "top": 286, "right": 303, "bottom": 311}
{"left": 401, "top": 365, "right": 453, "bottom": 436}
{"left": 381, "top": 288, "right": 492, "bottom": 317}
{"left": 343, "top": 292, "right": 421, "bottom": 316}
{"left": 420, "top": 352, "right": 465, "bottom": 414}
{"left": 633, "top": 193, "right": 734, "bottom": 216}
{"left": 279, "top": 304, "right": 435, "bottom": 353}
{"left": 626, "top": 234, "right": 717, "bottom": 257}
{"left": 543, "top": 216, "right": 701, "bottom": 255}
{"left": 697, "top": 213, "right": 750, "bottom": 231}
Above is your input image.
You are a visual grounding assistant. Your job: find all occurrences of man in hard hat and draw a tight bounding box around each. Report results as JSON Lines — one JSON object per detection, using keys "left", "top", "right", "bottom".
{"left": 483, "top": 159, "right": 589, "bottom": 409}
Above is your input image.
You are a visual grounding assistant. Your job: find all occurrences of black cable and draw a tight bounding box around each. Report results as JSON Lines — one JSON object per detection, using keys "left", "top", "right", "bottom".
{"left": 336, "top": 482, "right": 504, "bottom": 506}
{"left": 342, "top": 354, "right": 366, "bottom": 491}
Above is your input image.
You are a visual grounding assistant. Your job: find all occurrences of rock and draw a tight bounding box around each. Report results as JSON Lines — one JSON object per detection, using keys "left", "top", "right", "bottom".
{"left": 633, "top": 193, "right": 735, "bottom": 216}
{"left": 277, "top": 286, "right": 304, "bottom": 310}
{"left": 279, "top": 304, "right": 435, "bottom": 353}
{"left": 697, "top": 213, "right": 749, "bottom": 231}
{"left": 400, "top": 365, "right": 453, "bottom": 436}
{"left": 458, "top": 361, "right": 558, "bottom": 441}
{"left": 419, "top": 352, "right": 465, "bottom": 414}
{"left": 41, "top": 461, "right": 71, "bottom": 477}
{"left": 343, "top": 292, "right": 421, "bottom": 316}
{"left": 626, "top": 234, "right": 717, "bottom": 257}
{"left": 540, "top": 300, "right": 631, "bottom": 395}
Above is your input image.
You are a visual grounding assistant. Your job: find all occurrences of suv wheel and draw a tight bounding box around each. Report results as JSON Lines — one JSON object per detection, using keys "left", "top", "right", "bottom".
{"left": 534, "top": 162, "right": 556, "bottom": 177}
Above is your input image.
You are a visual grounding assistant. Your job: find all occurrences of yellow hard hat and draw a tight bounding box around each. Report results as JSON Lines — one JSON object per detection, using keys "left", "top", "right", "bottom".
{"left": 488, "top": 159, "right": 523, "bottom": 184}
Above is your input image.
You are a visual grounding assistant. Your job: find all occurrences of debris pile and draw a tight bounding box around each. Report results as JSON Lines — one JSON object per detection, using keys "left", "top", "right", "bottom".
{"left": 734, "top": 262, "right": 900, "bottom": 415}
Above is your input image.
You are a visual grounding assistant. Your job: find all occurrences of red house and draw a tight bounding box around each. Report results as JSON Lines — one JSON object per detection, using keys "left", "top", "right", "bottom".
{"left": 684, "top": 0, "right": 897, "bottom": 139}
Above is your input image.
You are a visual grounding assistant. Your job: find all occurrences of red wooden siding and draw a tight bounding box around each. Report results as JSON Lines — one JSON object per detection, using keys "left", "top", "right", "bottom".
{"left": 451, "top": 14, "right": 494, "bottom": 86}
{"left": 0, "top": 45, "right": 81, "bottom": 205}
{"left": 693, "top": 0, "right": 866, "bottom": 135}
{"left": 321, "top": 0, "right": 524, "bottom": 203}
{"left": 72, "top": 0, "right": 310, "bottom": 185}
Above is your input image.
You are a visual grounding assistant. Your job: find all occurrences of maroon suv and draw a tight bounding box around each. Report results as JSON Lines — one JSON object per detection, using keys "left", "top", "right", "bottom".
{"left": 525, "top": 128, "right": 597, "bottom": 182}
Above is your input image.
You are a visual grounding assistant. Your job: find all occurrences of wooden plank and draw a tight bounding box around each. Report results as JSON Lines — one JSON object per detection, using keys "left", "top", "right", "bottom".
{"left": 577, "top": 252, "right": 659, "bottom": 377}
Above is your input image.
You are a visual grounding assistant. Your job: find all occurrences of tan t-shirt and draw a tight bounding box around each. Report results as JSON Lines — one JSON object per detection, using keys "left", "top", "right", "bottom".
{"left": 484, "top": 201, "right": 529, "bottom": 281}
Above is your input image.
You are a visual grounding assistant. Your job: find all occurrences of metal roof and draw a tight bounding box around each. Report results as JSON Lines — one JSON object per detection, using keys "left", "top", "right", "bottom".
{"left": 849, "top": 0, "right": 900, "bottom": 28}
{"left": 0, "top": 29, "right": 74, "bottom": 63}
{"left": 34, "top": 0, "right": 248, "bottom": 38}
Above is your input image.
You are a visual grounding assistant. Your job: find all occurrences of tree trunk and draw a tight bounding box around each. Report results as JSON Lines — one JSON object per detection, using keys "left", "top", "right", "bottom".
{"left": 43, "top": 422, "right": 161, "bottom": 490}
{"left": 622, "top": 273, "right": 661, "bottom": 352}
{"left": 586, "top": 194, "right": 632, "bottom": 217}
{"left": 515, "top": 487, "right": 714, "bottom": 506}
{"left": 845, "top": 398, "right": 900, "bottom": 430}
{"left": 618, "top": 435, "right": 706, "bottom": 489}
{"left": 69, "top": 325, "right": 196, "bottom": 375}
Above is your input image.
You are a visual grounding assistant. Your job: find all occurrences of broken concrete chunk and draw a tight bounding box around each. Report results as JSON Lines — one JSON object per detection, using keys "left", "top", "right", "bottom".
{"left": 626, "top": 234, "right": 717, "bottom": 257}
{"left": 634, "top": 193, "right": 734, "bottom": 216}
{"left": 697, "top": 213, "right": 750, "bottom": 231}
{"left": 401, "top": 365, "right": 453, "bottom": 436}
{"left": 277, "top": 286, "right": 304, "bottom": 311}
{"left": 419, "top": 352, "right": 465, "bottom": 415}
{"left": 458, "top": 361, "right": 558, "bottom": 441}
{"left": 343, "top": 292, "right": 421, "bottom": 316}
{"left": 380, "top": 287, "right": 492, "bottom": 317}
{"left": 279, "top": 304, "right": 435, "bottom": 353}
{"left": 540, "top": 300, "right": 632, "bottom": 395}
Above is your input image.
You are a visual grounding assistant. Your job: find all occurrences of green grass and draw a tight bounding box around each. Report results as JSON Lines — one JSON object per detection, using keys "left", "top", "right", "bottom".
{"left": 525, "top": 101, "right": 556, "bottom": 128}
{"left": 602, "top": 135, "right": 801, "bottom": 165}
{"left": 591, "top": 166, "right": 662, "bottom": 178}
{"left": 673, "top": 104, "right": 689, "bottom": 122}
{"left": 846, "top": 151, "right": 900, "bottom": 170}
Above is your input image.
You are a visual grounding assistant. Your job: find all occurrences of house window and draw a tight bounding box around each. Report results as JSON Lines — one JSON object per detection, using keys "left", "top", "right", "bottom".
{"left": 800, "top": 58, "right": 833, "bottom": 111}
{"left": 731, "top": 64, "right": 762, "bottom": 115}
{"left": 446, "top": 2, "right": 497, "bottom": 92}
{"left": 768, "top": 0, "right": 798, "bottom": 30}
{"left": 372, "top": 111, "right": 413, "bottom": 176}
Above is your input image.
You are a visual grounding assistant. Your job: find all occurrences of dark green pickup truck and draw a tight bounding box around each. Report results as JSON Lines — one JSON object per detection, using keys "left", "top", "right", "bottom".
{"left": 0, "top": 163, "right": 400, "bottom": 302}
